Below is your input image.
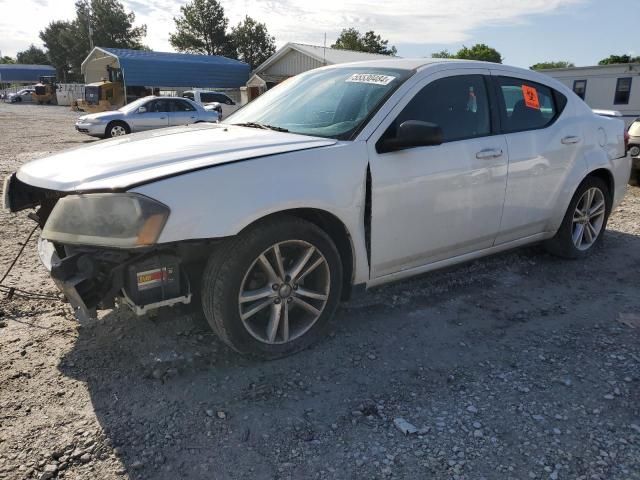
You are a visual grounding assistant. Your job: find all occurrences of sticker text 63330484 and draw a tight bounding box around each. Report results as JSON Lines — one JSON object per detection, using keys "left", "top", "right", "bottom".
{"left": 346, "top": 73, "right": 396, "bottom": 86}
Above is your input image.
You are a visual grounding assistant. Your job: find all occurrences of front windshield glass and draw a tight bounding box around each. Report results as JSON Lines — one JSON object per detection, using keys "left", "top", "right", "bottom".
{"left": 225, "top": 67, "right": 413, "bottom": 139}
{"left": 119, "top": 97, "right": 150, "bottom": 113}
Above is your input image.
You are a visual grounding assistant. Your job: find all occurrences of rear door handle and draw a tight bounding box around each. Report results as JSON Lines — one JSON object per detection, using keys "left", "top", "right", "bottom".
{"left": 476, "top": 148, "right": 503, "bottom": 159}
{"left": 562, "top": 135, "right": 581, "bottom": 145}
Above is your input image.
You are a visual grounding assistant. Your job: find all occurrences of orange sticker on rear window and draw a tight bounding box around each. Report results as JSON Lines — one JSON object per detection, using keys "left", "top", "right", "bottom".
{"left": 522, "top": 85, "right": 540, "bottom": 109}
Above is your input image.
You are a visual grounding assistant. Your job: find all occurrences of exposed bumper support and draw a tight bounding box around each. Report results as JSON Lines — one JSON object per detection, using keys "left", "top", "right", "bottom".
{"left": 38, "top": 238, "right": 192, "bottom": 321}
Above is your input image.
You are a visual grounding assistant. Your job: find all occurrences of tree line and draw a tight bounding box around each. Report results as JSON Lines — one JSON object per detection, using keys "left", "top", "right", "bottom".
{"left": 1, "top": 0, "right": 638, "bottom": 81}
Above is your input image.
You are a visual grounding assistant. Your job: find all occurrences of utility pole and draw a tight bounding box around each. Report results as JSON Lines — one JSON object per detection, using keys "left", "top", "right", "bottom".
{"left": 323, "top": 33, "right": 327, "bottom": 65}
{"left": 84, "top": 0, "right": 94, "bottom": 49}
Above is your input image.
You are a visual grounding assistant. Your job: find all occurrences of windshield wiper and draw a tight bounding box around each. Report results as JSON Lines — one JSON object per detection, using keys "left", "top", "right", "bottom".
{"left": 232, "top": 122, "right": 289, "bottom": 133}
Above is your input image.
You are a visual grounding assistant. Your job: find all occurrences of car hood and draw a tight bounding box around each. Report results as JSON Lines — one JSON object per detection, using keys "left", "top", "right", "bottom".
{"left": 17, "top": 123, "right": 337, "bottom": 192}
{"left": 78, "top": 111, "right": 121, "bottom": 122}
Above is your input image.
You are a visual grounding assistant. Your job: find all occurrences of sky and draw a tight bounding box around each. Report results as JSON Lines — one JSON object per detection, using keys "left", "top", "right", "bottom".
{"left": 0, "top": 0, "right": 637, "bottom": 68}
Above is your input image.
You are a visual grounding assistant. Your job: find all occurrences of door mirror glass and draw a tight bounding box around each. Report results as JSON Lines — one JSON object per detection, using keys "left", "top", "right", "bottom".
{"left": 378, "top": 120, "right": 443, "bottom": 153}
{"left": 138, "top": 106, "right": 147, "bottom": 114}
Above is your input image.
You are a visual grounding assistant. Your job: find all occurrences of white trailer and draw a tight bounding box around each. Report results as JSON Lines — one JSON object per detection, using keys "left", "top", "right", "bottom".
{"left": 56, "top": 83, "right": 85, "bottom": 106}
{"left": 540, "top": 63, "right": 640, "bottom": 127}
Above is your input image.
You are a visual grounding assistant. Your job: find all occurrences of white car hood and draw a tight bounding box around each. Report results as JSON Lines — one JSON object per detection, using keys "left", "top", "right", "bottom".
{"left": 17, "top": 124, "right": 337, "bottom": 191}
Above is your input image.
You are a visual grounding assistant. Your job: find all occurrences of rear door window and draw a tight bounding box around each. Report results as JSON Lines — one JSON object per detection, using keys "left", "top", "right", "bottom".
{"left": 172, "top": 99, "right": 196, "bottom": 112}
{"left": 495, "top": 77, "right": 566, "bottom": 133}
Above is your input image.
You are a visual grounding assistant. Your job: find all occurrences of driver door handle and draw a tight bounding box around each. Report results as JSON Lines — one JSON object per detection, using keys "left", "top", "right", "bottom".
{"left": 159, "top": 116, "right": 167, "bottom": 120}
{"left": 476, "top": 148, "right": 503, "bottom": 160}
{"left": 562, "top": 135, "right": 581, "bottom": 145}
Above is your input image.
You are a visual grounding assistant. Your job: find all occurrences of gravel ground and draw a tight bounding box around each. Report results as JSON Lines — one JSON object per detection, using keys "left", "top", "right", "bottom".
{"left": 0, "top": 102, "right": 639, "bottom": 480}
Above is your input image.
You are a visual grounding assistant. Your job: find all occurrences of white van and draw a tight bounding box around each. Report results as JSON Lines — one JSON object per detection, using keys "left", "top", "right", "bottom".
{"left": 181, "top": 90, "right": 238, "bottom": 120}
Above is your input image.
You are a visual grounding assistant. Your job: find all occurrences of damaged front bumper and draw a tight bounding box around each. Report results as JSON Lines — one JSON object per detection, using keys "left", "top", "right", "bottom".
{"left": 38, "top": 238, "right": 192, "bottom": 321}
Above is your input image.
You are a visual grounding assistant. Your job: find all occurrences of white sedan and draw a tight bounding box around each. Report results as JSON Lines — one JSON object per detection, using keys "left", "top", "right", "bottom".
{"left": 4, "top": 59, "right": 631, "bottom": 359}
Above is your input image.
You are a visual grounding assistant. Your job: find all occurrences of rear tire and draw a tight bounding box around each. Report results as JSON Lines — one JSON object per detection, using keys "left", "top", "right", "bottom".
{"left": 105, "top": 121, "right": 130, "bottom": 138}
{"left": 544, "top": 176, "right": 611, "bottom": 259}
{"left": 201, "top": 216, "right": 343, "bottom": 359}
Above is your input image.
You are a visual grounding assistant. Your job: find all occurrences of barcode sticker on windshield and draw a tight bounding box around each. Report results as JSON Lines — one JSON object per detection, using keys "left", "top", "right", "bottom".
{"left": 346, "top": 74, "right": 396, "bottom": 86}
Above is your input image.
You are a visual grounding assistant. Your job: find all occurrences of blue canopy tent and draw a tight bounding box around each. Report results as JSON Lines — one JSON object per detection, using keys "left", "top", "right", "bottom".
{"left": 81, "top": 47, "right": 250, "bottom": 89}
{"left": 0, "top": 64, "right": 56, "bottom": 83}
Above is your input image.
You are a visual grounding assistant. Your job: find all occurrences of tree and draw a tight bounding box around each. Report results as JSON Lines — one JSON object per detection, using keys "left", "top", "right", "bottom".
{"left": 77, "top": 0, "right": 146, "bottom": 50}
{"left": 0, "top": 56, "right": 15, "bottom": 64}
{"left": 169, "top": 0, "right": 233, "bottom": 56}
{"left": 40, "top": 21, "right": 77, "bottom": 81}
{"left": 598, "top": 54, "right": 640, "bottom": 65}
{"left": 332, "top": 28, "right": 397, "bottom": 56}
{"left": 39, "top": 0, "right": 146, "bottom": 81}
{"left": 431, "top": 50, "right": 453, "bottom": 59}
{"left": 431, "top": 44, "right": 502, "bottom": 63}
{"left": 530, "top": 61, "right": 575, "bottom": 70}
{"left": 455, "top": 44, "right": 502, "bottom": 63}
{"left": 16, "top": 45, "right": 49, "bottom": 64}
{"left": 230, "top": 16, "right": 276, "bottom": 70}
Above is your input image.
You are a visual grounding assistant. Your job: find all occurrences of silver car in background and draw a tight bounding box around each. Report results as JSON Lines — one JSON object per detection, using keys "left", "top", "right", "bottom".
{"left": 74, "top": 96, "right": 219, "bottom": 138}
{"left": 7, "top": 88, "right": 35, "bottom": 103}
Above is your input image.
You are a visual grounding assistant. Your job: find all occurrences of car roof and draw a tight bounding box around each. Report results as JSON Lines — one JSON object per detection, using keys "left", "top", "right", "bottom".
{"left": 327, "top": 57, "right": 546, "bottom": 78}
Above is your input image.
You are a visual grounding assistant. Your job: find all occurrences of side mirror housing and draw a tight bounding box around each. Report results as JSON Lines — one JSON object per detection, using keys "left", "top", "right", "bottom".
{"left": 138, "top": 106, "right": 147, "bottom": 113}
{"left": 377, "top": 120, "right": 444, "bottom": 153}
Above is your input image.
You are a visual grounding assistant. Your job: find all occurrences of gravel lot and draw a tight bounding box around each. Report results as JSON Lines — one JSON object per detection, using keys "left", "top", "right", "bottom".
{"left": 0, "top": 102, "right": 639, "bottom": 480}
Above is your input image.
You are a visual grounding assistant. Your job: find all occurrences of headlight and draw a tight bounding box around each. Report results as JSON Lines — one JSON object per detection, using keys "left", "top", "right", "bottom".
{"left": 42, "top": 193, "right": 169, "bottom": 248}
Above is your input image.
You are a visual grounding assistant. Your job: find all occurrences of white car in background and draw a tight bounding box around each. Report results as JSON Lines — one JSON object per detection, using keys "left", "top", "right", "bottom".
{"left": 181, "top": 90, "right": 239, "bottom": 120}
{"left": 4, "top": 59, "right": 630, "bottom": 359}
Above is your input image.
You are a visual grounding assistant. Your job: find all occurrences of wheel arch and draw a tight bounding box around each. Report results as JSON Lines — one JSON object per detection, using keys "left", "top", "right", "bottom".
{"left": 105, "top": 119, "right": 130, "bottom": 136}
{"left": 585, "top": 167, "right": 614, "bottom": 203}
{"left": 239, "top": 208, "right": 356, "bottom": 301}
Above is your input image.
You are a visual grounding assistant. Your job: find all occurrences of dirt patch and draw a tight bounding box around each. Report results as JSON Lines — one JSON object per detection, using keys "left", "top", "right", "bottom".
{"left": 0, "top": 103, "right": 639, "bottom": 480}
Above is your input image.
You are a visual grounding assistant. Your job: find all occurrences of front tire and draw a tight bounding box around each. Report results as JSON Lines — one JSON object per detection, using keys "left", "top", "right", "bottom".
{"left": 105, "top": 121, "right": 130, "bottom": 138}
{"left": 201, "top": 216, "right": 343, "bottom": 359}
{"left": 544, "top": 176, "right": 611, "bottom": 259}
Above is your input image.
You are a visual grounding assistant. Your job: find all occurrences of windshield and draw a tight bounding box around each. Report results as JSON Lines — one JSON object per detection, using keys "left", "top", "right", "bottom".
{"left": 119, "top": 97, "right": 151, "bottom": 113}
{"left": 225, "top": 67, "right": 413, "bottom": 139}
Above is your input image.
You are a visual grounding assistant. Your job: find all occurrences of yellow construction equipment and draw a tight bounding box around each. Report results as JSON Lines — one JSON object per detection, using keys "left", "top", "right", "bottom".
{"left": 72, "top": 80, "right": 125, "bottom": 113}
{"left": 32, "top": 76, "right": 58, "bottom": 105}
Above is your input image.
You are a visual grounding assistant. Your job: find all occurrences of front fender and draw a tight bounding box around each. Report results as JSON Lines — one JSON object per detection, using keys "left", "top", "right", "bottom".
{"left": 130, "top": 142, "right": 371, "bottom": 283}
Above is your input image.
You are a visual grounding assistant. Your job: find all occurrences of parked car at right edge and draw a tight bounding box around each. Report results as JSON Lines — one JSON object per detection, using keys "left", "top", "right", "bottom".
{"left": 627, "top": 117, "right": 640, "bottom": 183}
{"left": 4, "top": 59, "right": 631, "bottom": 359}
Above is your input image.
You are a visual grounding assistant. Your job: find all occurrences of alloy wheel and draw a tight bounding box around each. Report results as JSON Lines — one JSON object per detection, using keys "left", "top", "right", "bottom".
{"left": 572, "top": 187, "right": 606, "bottom": 251}
{"left": 238, "top": 240, "right": 330, "bottom": 345}
{"left": 110, "top": 125, "right": 127, "bottom": 137}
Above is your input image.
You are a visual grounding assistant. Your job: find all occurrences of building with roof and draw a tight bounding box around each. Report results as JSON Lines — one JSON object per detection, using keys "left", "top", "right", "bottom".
{"left": 0, "top": 64, "right": 56, "bottom": 83}
{"left": 81, "top": 47, "right": 250, "bottom": 91}
{"left": 539, "top": 63, "right": 640, "bottom": 126}
{"left": 245, "top": 42, "right": 394, "bottom": 101}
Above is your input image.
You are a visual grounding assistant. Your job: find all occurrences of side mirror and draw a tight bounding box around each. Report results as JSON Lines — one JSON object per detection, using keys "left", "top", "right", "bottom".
{"left": 377, "top": 120, "right": 444, "bottom": 153}
{"left": 138, "top": 106, "right": 147, "bottom": 113}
